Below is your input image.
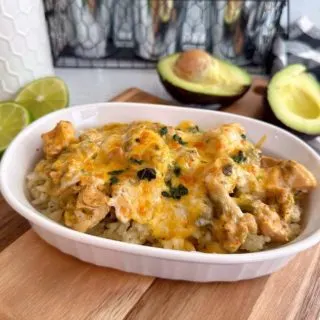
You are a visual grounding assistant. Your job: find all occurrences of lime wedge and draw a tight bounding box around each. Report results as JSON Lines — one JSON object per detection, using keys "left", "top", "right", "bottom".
{"left": 0, "top": 102, "right": 30, "bottom": 153}
{"left": 15, "top": 76, "right": 69, "bottom": 120}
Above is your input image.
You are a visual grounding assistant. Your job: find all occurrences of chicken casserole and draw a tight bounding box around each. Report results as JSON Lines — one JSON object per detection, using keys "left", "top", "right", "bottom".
{"left": 26, "top": 120, "right": 317, "bottom": 253}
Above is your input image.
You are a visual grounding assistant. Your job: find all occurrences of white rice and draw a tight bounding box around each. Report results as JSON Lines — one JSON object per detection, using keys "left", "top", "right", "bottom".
{"left": 26, "top": 171, "right": 272, "bottom": 252}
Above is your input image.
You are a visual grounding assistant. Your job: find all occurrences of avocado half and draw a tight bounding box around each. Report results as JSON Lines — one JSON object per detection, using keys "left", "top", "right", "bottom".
{"left": 157, "top": 49, "right": 252, "bottom": 105}
{"left": 268, "top": 64, "right": 320, "bottom": 135}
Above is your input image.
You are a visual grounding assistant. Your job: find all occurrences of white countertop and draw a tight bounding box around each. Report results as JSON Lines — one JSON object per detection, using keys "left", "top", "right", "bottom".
{"left": 55, "top": 68, "right": 172, "bottom": 106}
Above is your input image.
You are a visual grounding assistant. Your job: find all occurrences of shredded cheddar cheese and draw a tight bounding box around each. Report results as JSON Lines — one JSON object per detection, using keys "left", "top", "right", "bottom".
{"left": 27, "top": 120, "right": 317, "bottom": 253}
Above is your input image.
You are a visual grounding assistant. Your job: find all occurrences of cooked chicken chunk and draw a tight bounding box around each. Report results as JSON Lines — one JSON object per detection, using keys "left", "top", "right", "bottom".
{"left": 205, "top": 157, "right": 237, "bottom": 193}
{"left": 266, "top": 187, "right": 301, "bottom": 223}
{"left": 28, "top": 119, "right": 317, "bottom": 253}
{"left": 64, "top": 180, "right": 109, "bottom": 232}
{"left": 204, "top": 123, "right": 245, "bottom": 158}
{"left": 262, "top": 157, "right": 317, "bottom": 190}
{"left": 261, "top": 156, "right": 282, "bottom": 167}
{"left": 41, "top": 121, "right": 76, "bottom": 158}
{"left": 79, "top": 128, "right": 104, "bottom": 144}
{"left": 205, "top": 176, "right": 257, "bottom": 252}
{"left": 100, "top": 134, "right": 125, "bottom": 163}
{"left": 109, "top": 179, "right": 162, "bottom": 224}
{"left": 253, "top": 200, "right": 291, "bottom": 242}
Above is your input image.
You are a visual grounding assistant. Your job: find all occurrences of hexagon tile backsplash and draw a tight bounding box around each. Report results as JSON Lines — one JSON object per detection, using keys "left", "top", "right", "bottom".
{"left": 0, "top": 0, "right": 54, "bottom": 101}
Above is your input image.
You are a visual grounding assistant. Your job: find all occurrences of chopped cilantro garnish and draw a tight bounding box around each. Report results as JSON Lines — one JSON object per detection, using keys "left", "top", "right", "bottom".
{"left": 161, "top": 191, "right": 171, "bottom": 198}
{"left": 189, "top": 125, "right": 200, "bottom": 133}
{"left": 165, "top": 179, "right": 172, "bottom": 187}
{"left": 159, "top": 127, "right": 168, "bottom": 136}
{"left": 170, "top": 184, "right": 188, "bottom": 199}
{"left": 173, "top": 133, "right": 187, "bottom": 145}
{"left": 130, "top": 157, "right": 144, "bottom": 165}
{"left": 232, "top": 151, "right": 247, "bottom": 164}
{"left": 108, "top": 169, "right": 125, "bottom": 175}
{"left": 109, "top": 176, "right": 119, "bottom": 185}
{"left": 137, "top": 168, "right": 157, "bottom": 181}
{"left": 161, "top": 182, "right": 188, "bottom": 200}
{"left": 173, "top": 165, "right": 181, "bottom": 177}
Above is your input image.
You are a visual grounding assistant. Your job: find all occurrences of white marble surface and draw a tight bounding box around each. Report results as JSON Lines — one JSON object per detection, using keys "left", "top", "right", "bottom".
{"left": 55, "top": 68, "right": 172, "bottom": 106}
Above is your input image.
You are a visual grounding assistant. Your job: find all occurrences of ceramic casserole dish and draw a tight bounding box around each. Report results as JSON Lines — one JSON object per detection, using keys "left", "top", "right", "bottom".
{"left": 1, "top": 102, "right": 320, "bottom": 282}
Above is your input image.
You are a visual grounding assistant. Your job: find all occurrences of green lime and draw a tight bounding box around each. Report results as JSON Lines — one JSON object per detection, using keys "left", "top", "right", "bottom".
{"left": 15, "top": 76, "right": 69, "bottom": 120}
{"left": 0, "top": 102, "right": 30, "bottom": 153}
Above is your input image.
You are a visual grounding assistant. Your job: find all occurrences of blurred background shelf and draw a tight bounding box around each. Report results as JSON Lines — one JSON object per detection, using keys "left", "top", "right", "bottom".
{"left": 45, "top": 0, "right": 289, "bottom": 75}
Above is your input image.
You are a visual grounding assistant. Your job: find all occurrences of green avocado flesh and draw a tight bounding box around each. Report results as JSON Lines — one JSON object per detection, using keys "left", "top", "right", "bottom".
{"left": 157, "top": 53, "right": 252, "bottom": 104}
{"left": 268, "top": 64, "right": 320, "bottom": 135}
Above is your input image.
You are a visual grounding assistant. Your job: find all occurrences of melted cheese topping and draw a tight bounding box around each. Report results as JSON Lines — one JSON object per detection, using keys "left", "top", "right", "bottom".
{"left": 31, "top": 120, "right": 316, "bottom": 253}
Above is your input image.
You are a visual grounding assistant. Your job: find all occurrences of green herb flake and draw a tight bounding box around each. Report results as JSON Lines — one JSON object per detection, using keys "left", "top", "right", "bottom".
{"left": 137, "top": 168, "right": 157, "bottom": 181}
{"left": 108, "top": 169, "right": 125, "bottom": 175}
{"left": 173, "top": 133, "right": 187, "bottom": 145}
{"left": 171, "top": 184, "right": 189, "bottom": 200}
{"left": 159, "top": 127, "right": 168, "bottom": 136}
{"left": 232, "top": 151, "right": 247, "bottom": 164}
{"left": 161, "top": 191, "right": 171, "bottom": 198}
{"left": 161, "top": 183, "right": 189, "bottom": 200}
{"left": 173, "top": 165, "right": 181, "bottom": 177}
{"left": 130, "top": 157, "right": 144, "bottom": 165}
{"left": 109, "top": 176, "right": 119, "bottom": 185}
{"left": 165, "top": 179, "right": 172, "bottom": 187}
{"left": 189, "top": 125, "right": 200, "bottom": 133}
{"left": 241, "top": 134, "right": 247, "bottom": 140}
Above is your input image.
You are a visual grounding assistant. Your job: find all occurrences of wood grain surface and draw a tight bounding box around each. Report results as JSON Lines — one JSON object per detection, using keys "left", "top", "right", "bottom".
{"left": 1, "top": 78, "right": 319, "bottom": 320}
{"left": 0, "top": 194, "right": 30, "bottom": 251}
{"left": 0, "top": 231, "right": 319, "bottom": 320}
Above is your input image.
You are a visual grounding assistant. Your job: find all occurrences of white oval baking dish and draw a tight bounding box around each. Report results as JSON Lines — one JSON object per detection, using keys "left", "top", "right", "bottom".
{"left": 1, "top": 102, "right": 320, "bottom": 282}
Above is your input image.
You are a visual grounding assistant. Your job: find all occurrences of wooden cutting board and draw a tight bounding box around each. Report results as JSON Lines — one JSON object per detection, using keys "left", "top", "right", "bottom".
{"left": 1, "top": 79, "right": 320, "bottom": 320}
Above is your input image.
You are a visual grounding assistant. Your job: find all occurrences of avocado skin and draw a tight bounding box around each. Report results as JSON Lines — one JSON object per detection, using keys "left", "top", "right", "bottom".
{"left": 159, "top": 75, "right": 251, "bottom": 106}
{"left": 263, "top": 96, "right": 319, "bottom": 137}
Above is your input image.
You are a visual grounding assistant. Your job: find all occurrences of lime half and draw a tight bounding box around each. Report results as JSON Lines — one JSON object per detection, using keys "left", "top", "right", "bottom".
{"left": 15, "top": 76, "right": 69, "bottom": 120}
{"left": 0, "top": 102, "right": 30, "bottom": 153}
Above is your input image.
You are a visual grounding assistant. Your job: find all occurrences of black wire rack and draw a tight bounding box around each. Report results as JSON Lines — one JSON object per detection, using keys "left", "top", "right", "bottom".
{"left": 44, "top": 0, "right": 289, "bottom": 74}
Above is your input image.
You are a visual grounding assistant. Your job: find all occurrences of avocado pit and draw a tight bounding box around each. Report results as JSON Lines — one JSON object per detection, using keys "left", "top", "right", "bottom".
{"left": 173, "top": 49, "right": 212, "bottom": 83}
{"left": 157, "top": 49, "right": 252, "bottom": 105}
